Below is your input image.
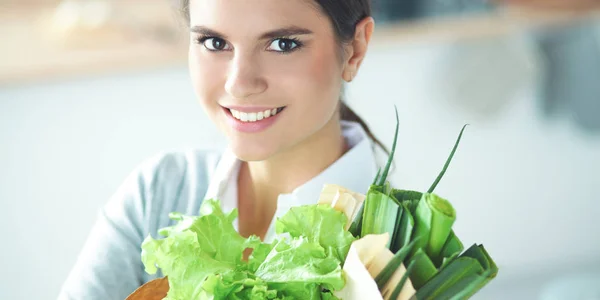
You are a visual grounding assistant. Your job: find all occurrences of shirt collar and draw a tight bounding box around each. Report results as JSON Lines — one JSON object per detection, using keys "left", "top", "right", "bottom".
{"left": 204, "top": 120, "right": 378, "bottom": 212}
{"left": 277, "top": 121, "right": 378, "bottom": 210}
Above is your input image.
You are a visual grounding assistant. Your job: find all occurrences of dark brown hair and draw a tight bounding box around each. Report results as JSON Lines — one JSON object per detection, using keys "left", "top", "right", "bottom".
{"left": 178, "top": 0, "right": 388, "bottom": 155}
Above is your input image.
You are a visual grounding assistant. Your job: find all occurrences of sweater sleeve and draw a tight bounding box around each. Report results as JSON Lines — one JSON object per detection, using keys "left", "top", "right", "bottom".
{"left": 56, "top": 152, "right": 185, "bottom": 300}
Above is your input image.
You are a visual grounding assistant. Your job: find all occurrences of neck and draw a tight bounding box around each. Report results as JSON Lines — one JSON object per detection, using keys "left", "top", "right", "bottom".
{"left": 241, "top": 116, "right": 348, "bottom": 207}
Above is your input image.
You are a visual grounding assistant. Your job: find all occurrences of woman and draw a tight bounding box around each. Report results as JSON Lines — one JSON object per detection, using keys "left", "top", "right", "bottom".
{"left": 58, "top": 0, "right": 386, "bottom": 299}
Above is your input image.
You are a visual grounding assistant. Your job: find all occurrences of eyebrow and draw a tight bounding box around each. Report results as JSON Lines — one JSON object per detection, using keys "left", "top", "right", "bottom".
{"left": 190, "top": 25, "right": 313, "bottom": 40}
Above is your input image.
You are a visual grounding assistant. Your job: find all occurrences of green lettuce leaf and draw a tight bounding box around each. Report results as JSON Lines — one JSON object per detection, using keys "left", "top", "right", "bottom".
{"left": 256, "top": 236, "right": 345, "bottom": 293}
{"left": 141, "top": 199, "right": 265, "bottom": 299}
{"left": 274, "top": 204, "right": 356, "bottom": 262}
{"left": 141, "top": 200, "right": 349, "bottom": 299}
{"left": 202, "top": 270, "right": 279, "bottom": 299}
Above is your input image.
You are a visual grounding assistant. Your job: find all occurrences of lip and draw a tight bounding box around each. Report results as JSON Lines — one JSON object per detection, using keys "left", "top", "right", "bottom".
{"left": 222, "top": 106, "right": 285, "bottom": 133}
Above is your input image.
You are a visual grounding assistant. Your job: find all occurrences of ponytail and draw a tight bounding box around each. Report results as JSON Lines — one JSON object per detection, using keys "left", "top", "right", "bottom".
{"left": 339, "top": 101, "right": 390, "bottom": 156}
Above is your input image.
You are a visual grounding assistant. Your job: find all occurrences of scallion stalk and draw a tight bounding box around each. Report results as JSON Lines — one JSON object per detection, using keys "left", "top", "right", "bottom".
{"left": 407, "top": 248, "right": 438, "bottom": 289}
{"left": 360, "top": 191, "right": 399, "bottom": 248}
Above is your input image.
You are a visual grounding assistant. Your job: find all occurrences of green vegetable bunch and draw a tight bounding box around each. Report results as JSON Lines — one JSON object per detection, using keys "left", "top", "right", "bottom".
{"left": 349, "top": 108, "right": 498, "bottom": 299}
{"left": 138, "top": 107, "right": 498, "bottom": 300}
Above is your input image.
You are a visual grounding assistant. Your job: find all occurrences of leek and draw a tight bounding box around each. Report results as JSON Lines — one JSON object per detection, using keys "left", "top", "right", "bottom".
{"left": 390, "top": 202, "right": 414, "bottom": 253}
{"left": 414, "top": 244, "right": 498, "bottom": 299}
{"left": 376, "top": 107, "right": 399, "bottom": 187}
{"left": 360, "top": 190, "right": 399, "bottom": 249}
{"left": 349, "top": 107, "right": 400, "bottom": 238}
{"left": 391, "top": 189, "right": 423, "bottom": 203}
{"left": 428, "top": 124, "right": 468, "bottom": 193}
{"left": 390, "top": 259, "right": 416, "bottom": 300}
{"left": 354, "top": 120, "right": 497, "bottom": 299}
{"left": 425, "top": 193, "right": 456, "bottom": 265}
{"left": 374, "top": 238, "right": 418, "bottom": 288}
{"left": 407, "top": 248, "right": 438, "bottom": 289}
{"left": 440, "top": 230, "right": 463, "bottom": 268}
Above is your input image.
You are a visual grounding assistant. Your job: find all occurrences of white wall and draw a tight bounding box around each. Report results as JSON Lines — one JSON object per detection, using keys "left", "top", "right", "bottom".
{"left": 1, "top": 32, "right": 599, "bottom": 300}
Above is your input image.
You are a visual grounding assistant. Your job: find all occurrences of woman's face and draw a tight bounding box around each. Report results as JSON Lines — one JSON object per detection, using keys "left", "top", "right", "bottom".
{"left": 188, "top": 0, "right": 346, "bottom": 161}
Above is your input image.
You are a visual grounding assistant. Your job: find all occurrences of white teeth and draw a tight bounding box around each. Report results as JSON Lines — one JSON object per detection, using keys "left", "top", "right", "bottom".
{"left": 229, "top": 108, "right": 282, "bottom": 122}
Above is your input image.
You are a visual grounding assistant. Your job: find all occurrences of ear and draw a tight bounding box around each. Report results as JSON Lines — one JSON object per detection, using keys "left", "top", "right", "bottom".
{"left": 342, "top": 16, "right": 375, "bottom": 82}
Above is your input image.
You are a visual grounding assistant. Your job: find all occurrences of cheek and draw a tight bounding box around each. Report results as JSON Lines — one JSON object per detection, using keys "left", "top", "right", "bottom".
{"left": 271, "top": 48, "right": 342, "bottom": 114}
{"left": 296, "top": 48, "right": 342, "bottom": 119}
{"left": 189, "top": 48, "right": 225, "bottom": 112}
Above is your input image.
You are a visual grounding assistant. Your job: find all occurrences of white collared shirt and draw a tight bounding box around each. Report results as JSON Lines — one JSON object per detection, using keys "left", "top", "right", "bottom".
{"left": 204, "top": 120, "right": 379, "bottom": 242}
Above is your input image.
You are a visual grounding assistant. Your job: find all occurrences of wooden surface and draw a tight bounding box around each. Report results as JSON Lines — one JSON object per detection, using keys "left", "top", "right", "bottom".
{"left": 126, "top": 277, "right": 170, "bottom": 300}
{"left": 2, "top": 2, "right": 600, "bottom": 86}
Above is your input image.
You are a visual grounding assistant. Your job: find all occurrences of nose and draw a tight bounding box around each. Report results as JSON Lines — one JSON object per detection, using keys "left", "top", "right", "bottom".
{"left": 225, "top": 53, "right": 267, "bottom": 99}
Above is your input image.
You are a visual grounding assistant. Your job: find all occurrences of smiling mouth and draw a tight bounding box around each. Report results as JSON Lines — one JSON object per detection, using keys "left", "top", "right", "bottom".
{"left": 227, "top": 107, "right": 286, "bottom": 122}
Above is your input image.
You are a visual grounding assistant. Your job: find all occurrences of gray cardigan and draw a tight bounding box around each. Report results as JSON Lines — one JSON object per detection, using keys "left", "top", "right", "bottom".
{"left": 57, "top": 149, "right": 222, "bottom": 300}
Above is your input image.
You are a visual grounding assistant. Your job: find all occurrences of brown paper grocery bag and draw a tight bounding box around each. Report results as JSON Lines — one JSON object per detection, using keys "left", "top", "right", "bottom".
{"left": 126, "top": 277, "right": 169, "bottom": 300}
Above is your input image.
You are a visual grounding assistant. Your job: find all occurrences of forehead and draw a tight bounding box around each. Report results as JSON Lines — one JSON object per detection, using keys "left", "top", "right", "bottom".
{"left": 188, "top": 0, "right": 330, "bottom": 34}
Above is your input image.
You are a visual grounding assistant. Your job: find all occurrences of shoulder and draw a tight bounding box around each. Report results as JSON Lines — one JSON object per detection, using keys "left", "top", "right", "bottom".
{"left": 131, "top": 148, "right": 223, "bottom": 187}
{"left": 106, "top": 148, "right": 224, "bottom": 222}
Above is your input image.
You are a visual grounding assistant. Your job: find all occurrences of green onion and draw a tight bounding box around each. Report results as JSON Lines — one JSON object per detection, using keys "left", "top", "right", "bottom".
{"left": 372, "top": 168, "right": 381, "bottom": 186}
{"left": 407, "top": 248, "right": 438, "bottom": 289}
{"left": 375, "top": 238, "right": 418, "bottom": 288}
{"left": 389, "top": 259, "right": 416, "bottom": 300}
{"left": 425, "top": 193, "right": 456, "bottom": 265}
{"left": 388, "top": 189, "right": 421, "bottom": 253}
{"left": 391, "top": 189, "right": 423, "bottom": 203}
{"left": 377, "top": 106, "right": 400, "bottom": 187}
{"left": 348, "top": 203, "right": 364, "bottom": 237}
{"left": 440, "top": 230, "right": 463, "bottom": 268}
{"left": 403, "top": 199, "right": 419, "bottom": 215}
{"left": 390, "top": 202, "right": 414, "bottom": 253}
{"left": 408, "top": 193, "right": 456, "bottom": 265}
{"left": 352, "top": 120, "right": 498, "bottom": 299}
{"left": 415, "top": 244, "right": 498, "bottom": 299}
{"left": 428, "top": 124, "right": 468, "bottom": 193}
{"left": 360, "top": 190, "right": 399, "bottom": 248}
{"left": 350, "top": 107, "right": 400, "bottom": 237}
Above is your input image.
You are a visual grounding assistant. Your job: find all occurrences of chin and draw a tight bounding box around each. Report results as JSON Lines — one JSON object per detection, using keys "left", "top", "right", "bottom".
{"left": 229, "top": 141, "right": 279, "bottom": 162}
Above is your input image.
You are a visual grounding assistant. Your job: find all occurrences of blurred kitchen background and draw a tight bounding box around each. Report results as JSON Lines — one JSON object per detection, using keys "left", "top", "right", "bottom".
{"left": 1, "top": 0, "right": 600, "bottom": 299}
